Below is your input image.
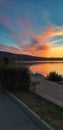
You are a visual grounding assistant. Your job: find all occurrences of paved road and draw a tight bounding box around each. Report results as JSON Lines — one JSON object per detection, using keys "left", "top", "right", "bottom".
{"left": 31, "top": 75, "right": 63, "bottom": 107}
{"left": 0, "top": 91, "right": 41, "bottom": 130}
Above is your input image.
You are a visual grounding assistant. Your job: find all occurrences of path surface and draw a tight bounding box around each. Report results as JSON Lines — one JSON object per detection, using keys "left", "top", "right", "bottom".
{"left": 31, "top": 75, "right": 63, "bottom": 106}
{"left": 0, "top": 91, "right": 42, "bottom": 130}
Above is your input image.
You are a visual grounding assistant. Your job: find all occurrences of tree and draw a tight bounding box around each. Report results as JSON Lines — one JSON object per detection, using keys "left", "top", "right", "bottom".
{"left": 4, "top": 57, "right": 9, "bottom": 65}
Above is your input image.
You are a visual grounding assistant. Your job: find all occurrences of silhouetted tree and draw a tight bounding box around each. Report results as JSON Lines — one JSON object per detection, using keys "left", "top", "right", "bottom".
{"left": 4, "top": 57, "right": 9, "bottom": 65}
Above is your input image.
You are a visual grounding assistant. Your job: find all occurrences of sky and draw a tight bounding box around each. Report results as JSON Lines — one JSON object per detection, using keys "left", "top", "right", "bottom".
{"left": 0, "top": 0, "right": 63, "bottom": 57}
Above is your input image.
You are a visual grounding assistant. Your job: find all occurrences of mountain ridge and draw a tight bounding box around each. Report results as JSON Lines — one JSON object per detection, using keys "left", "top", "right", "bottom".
{"left": 0, "top": 51, "right": 63, "bottom": 61}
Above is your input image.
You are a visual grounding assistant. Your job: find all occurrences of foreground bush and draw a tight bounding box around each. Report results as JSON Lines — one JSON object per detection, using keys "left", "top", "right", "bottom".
{"left": 47, "top": 71, "right": 62, "bottom": 82}
{"left": 0, "top": 66, "right": 30, "bottom": 91}
{"left": 0, "top": 56, "right": 13, "bottom": 67}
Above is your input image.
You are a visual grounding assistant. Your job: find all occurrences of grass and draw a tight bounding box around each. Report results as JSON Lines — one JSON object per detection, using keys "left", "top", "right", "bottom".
{"left": 13, "top": 90, "right": 63, "bottom": 130}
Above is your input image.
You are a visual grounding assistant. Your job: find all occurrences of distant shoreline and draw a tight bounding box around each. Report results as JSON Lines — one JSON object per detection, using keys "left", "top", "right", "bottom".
{"left": 16, "top": 60, "right": 63, "bottom": 65}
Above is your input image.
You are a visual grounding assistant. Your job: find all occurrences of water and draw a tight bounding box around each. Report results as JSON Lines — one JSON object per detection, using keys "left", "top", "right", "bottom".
{"left": 29, "top": 61, "right": 63, "bottom": 76}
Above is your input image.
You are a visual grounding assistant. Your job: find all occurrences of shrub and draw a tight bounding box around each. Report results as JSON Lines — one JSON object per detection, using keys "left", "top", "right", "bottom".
{"left": 3, "top": 57, "right": 8, "bottom": 65}
{"left": 47, "top": 71, "right": 62, "bottom": 82}
{"left": 0, "top": 66, "right": 30, "bottom": 91}
{"left": 0, "top": 56, "right": 13, "bottom": 67}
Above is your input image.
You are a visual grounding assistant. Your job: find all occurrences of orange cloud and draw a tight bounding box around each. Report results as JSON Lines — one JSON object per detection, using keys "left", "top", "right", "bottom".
{"left": 23, "top": 43, "right": 51, "bottom": 57}
{"left": 36, "top": 44, "right": 51, "bottom": 51}
{"left": 38, "top": 25, "right": 55, "bottom": 41}
{"left": 25, "top": 25, "right": 63, "bottom": 57}
{"left": 22, "top": 26, "right": 54, "bottom": 56}
{"left": 30, "top": 25, "right": 55, "bottom": 46}
{"left": 31, "top": 25, "right": 63, "bottom": 47}
{"left": 29, "top": 49, "right": 50, "bottom": 57}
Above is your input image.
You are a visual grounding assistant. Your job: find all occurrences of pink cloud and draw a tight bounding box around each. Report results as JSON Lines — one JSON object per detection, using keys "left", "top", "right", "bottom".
{"left": 0, "top": 44, "right": 22, "bottom": 54}
{"left": 0, "top": 14, "right": 35, "bottom": 41}
{"left": 17, "top": 19, "right": 35, "bottom": 39}
{"left": 0, "top": 14, "right": 22, "bottom": 38}
{"left": 36, "top": 44, "right": 51, "bottom": 51}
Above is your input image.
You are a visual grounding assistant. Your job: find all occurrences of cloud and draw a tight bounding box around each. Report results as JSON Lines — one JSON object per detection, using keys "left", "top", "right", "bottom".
{"left": 22, "top": 44, "right": 36, "bottom": 52}
{"left": 36, "top": 44, "right": 51, "bottom": 51}
{"left": 30, "top": 25, "right": 63, "bottom": 47}
{"left": 37, "top": 25, "right": 55, "bottom": 42}
{"left": 50, "top": 39, "right": 63, "bottom": 48}
{"left": 22, "top": 42, "right": 51, "bottom": 58}
{"left": 30, "top": 25, "right": 55, "bottom": 47}
{"left": 22, "top": 24, "right": 63, "bottom": 57}
{"left": 1, "top": 23, "right": 63, "bottom": 57}
{"left": 0, "top": 44, "right": 22, "bottom": 54}
{"left": 0, "top": 14, "right": 35, "bottom": 47}
{"left": 1, "top": 13, "right": 63, "bottom": 57}
{"left": 0, "top": 14, "right": 22, "bottom": 38}
{"left": 42, "top": 9, "right": 51, "bottom": 25}
{"left": 50, "top": 39, "right": 63, "bottom": 44}
{"left": 16, "top": 19, "right": 35, "bottom": 40}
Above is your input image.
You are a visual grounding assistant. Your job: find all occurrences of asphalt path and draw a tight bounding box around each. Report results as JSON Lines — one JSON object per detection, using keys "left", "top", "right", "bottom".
{"left": 0, "top": 91, "right": 41, "bottom": 130}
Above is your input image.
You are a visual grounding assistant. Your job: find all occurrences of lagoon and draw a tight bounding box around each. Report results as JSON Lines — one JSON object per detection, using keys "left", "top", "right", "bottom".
{"left": 16, "top": 61, "right": 63, "bottom": 76}
{"left": 29, "top": 61, "right": 63, "bottom": 76}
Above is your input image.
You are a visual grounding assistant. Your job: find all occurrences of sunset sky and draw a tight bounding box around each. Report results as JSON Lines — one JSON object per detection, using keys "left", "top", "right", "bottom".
{"left": 0, "top": 0, "right": 63, "bottom": 57}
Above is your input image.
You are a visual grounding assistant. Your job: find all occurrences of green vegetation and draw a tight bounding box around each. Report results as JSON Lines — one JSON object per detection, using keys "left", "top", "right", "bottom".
{"left": 3, "top": 57, "right": 9, "bottom": 65}
{"left": 14, "top": 91, "right": 63, "bottom": 130}
{"left": 47, "top": 71, "right": 63, "bottom": 82}
{"left": 0, "top": 66, "right": 30, "bottom": 91}
{"left": 0, "top": 56, "right": 12, "bottom": 66}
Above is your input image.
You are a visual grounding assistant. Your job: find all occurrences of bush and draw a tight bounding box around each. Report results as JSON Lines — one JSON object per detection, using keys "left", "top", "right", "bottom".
{"left": 0, "top": 56, "right": 13, "bottom": 67}
{"left": 0, "top": 66, "right": 30, "bottom": 91}
{"left": 47, "top": 71, "right": 62, "bottom": 82}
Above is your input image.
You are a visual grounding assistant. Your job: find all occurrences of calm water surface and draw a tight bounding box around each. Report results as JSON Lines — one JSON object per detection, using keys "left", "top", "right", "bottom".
{"left": 29, "top": 62, "right": 63, "bottom": 76}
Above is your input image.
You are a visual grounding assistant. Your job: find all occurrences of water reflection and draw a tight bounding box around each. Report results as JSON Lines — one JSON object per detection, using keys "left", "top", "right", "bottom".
{"left": 30, "top": 62, "right": 63, "bottom": 76}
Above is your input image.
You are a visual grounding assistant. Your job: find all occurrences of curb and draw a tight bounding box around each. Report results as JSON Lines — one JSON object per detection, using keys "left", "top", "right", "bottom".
{"left": 5, "top": 91, "right": 54, "bottom": 130}
{"left": 31, "top": 90, "right": 63, "bottom": 107}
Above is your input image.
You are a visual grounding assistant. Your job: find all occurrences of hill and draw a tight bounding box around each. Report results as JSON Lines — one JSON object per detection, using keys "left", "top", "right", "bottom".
{"left": 0, "top": 51, "right": 63, "bottom": 61}
{"left": 0, "top": 51, "right": 46, "bottom": 61}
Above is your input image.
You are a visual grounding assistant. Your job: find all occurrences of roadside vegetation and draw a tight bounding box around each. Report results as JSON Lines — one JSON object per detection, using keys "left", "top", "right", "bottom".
{"left": 0, "top": 67, "right": 30, "bottom": 91}
{"left": 0, "top": 57, "right": 30, "bottom": 91}
{"left": 0, "top": 56, "right": 63, "bottom": 130}
{"left": 0, "top": 56, "right": 12, "bottom": 66}
{"left": 47, "top": 71, "right": 63, "bottom": 82}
